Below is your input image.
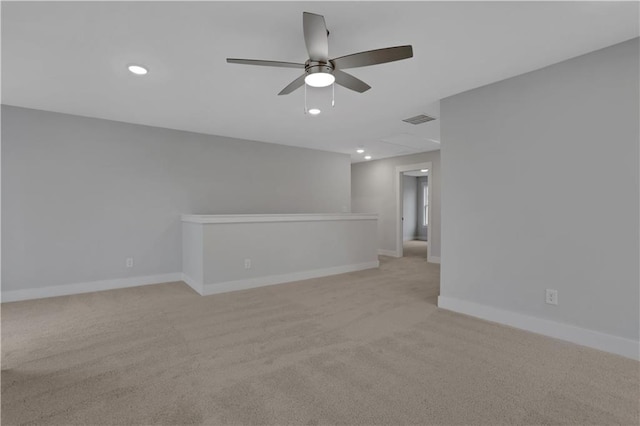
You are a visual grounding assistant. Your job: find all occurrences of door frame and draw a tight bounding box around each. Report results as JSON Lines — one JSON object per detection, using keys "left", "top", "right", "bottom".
{"left": 395, "top": 162, "right": 432, "bottom": 258}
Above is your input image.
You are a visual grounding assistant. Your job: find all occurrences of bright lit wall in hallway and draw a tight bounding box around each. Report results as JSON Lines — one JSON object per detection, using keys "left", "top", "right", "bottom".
{"left": 351, "top": 151, "right": 441, "bottom": 257}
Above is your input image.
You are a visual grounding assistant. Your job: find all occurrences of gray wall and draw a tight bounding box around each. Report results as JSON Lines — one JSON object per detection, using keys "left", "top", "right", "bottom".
{"left": 2, "top": 106, "right": 351, "bottom": 292}
{"left": 402, "top": 175, "right": 417, "bottom": 241}
{"left": 201, "top": 218, "right": 378, "bottom": 288}
{"left": 440, "top": 38, "right": 639, "bottom": 340}
{"left": 416, "top": 176, "right": 428, "bottom": 241}
{"left": 352, "top": 151, "right": 441, "bottom": 257}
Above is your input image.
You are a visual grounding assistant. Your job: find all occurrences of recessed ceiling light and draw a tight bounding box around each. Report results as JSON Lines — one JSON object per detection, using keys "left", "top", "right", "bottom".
{"left": 421, "top": 169, "right": 428, "bottom": 172}
{"left": 128, "top": 65, "right": 148, "bottom": 75}
{"left": 308, "top": 108, "right": 321, "bottom": 115}
{"left": 364, "top": 155, "right": 372, "bottom": 160}
{"left": 305, "top": 72, "right": 335, "bottom": 88}
{"left": 356, "top": 149, "right": 365, "bottom": 154}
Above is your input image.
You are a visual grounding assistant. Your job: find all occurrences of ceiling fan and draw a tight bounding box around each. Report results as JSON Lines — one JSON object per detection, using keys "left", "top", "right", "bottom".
{"left": 227, "top": 12, "right": 413, "bottom": 95}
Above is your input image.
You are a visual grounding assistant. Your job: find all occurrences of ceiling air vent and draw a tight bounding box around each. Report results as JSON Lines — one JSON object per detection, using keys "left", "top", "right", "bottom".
{"left": 402, "top": 114, "right": 436, "bottom": 125}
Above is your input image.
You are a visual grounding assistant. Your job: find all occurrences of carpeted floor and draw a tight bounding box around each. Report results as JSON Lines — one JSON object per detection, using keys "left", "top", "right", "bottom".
{"left": 2, "top": 243, "right": 638, "bottom": 425}
{"left": 403, "top": 239, "right": 428, "bottom": 258}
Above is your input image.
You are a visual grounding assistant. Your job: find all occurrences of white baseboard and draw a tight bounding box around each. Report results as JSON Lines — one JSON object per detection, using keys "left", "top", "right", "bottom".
{"left": 438, "top": 296, "right": 640, "bottom": 361}
{"left": 378, "top": 249, "right": 399, "bottom": 257}
{"left": 1, "top": 273, "right": 183, "bottom": 303}
{"left": 427, "top": 256, "right": 441, "bottom": 264}
{"left": 203, "top": 261, "right": 380, "bottom": 296}
{"left": 181, "top": 273, "right": 203, "bottom": 295}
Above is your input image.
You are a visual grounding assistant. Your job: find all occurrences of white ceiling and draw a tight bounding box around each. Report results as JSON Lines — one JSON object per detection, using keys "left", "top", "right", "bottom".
{"left": 2, "top": 2, "right": 638, "bottom": 162}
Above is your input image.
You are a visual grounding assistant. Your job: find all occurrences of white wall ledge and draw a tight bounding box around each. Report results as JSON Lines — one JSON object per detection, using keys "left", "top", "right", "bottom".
{"left": 181, "top": 213, "right": 378, "bottom": 224}
{"left": 182, "top": 213, "right": 379, "bottom": 296}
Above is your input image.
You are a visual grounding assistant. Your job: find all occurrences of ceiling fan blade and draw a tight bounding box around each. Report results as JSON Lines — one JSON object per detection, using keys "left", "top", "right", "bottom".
{"left": 333, "top": 69, "right": 371, "bottom": 93}
{"left": 227, "top": 58, "right": 305, "bottom": 69}
{"left": 303, "top": 12, "right": 329, "bottom": 62}
{"left": 278, "top": 74, "right": 307, "bottom": 95}
{"left": 331, "top": 45, "right": 413, "bottom": 70}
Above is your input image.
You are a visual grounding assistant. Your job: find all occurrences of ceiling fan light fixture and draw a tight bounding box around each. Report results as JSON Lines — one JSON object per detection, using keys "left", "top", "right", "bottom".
{"left": 127, "top": 64, "right": 148, "bottom": 75}
{"left": 308, "top": 108, "right": 321, "bottom": 115}
{"left": 305, "top": 72, "right": 335, "bottom": 87}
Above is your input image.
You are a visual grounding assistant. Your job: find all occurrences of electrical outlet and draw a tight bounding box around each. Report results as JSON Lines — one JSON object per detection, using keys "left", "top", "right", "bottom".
{"left": 244, "top": 259, "right": 251, "bottom": 269}
{"left": 545, "top": 289, "right": 558, "bottom": 305}
{"left": 126, "top": 257, "right": 134, "bottom": 268}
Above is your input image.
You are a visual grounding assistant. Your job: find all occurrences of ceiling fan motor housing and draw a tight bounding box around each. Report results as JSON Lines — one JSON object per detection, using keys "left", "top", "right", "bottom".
{"left": 305, "top": 60, "right": 334, "bottom": 76}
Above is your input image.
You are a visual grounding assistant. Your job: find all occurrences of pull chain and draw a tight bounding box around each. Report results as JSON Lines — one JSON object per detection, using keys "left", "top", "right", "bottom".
{"left": 332, "top": 82, "right": 335, "bottom": 107}
{"left": 304, "top": 83, "right": 307, "bottom": 114}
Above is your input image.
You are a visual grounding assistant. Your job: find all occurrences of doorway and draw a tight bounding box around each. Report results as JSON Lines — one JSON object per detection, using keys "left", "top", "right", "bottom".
{"left": 395, "top": 162, "right": 432, "bottom": 258}
{"left": 401, "top": 168, "right": 428, "bottom": 258}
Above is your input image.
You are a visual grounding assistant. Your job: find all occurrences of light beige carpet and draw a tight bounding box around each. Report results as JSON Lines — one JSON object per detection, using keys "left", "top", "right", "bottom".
{"left": 403, "top": 240, "right": 428, "bottom": 258}
{"left": 2, "top": 243, "right": 638, "bottom": 425}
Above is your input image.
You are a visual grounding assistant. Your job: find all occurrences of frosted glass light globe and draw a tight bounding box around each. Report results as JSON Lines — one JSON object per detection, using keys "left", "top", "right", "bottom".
{"left": 305, "top": 72, "right": 335, "bottom": 87}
